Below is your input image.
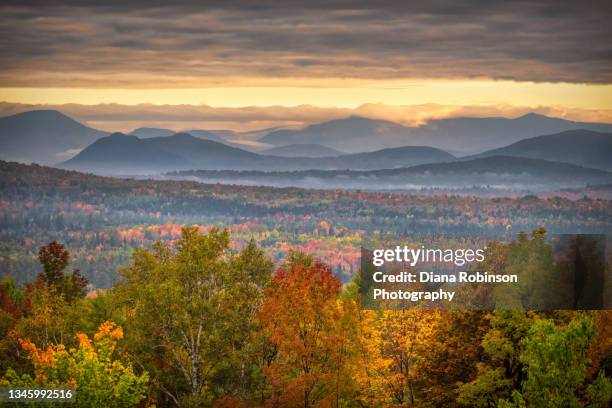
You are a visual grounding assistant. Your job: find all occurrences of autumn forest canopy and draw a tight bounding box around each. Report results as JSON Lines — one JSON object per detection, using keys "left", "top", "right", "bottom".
{"left": 0, "top": 161, "right": 609, "bottom": 407}
{"left": 0, "top": 225, "right": 611, "bottom": 407}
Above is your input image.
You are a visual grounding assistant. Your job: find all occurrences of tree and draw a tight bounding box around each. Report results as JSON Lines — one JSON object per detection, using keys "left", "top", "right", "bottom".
{"left": 12, "top": 278, "right": 76, "bottom": 351}
{"left": 38, "top": 242, "right": 69, "bottom": 287}
{"left": 353, "top": 309, "right": 393, "bottom": 407}
{"left": 114, "top": 227, "right": 273, "bottom": 407}
{"left": 509, "top": 316, "right": 596, "bottom": 407}
{"left": 379, "top": 310, "right": 441, "bottom": 406}
{"left": 1, "top": 321, "right": 148, "bottom": 408}
{"left": 0, "top": 278, "right": 25, "bottom": 375}
{"left": 418, "top": 311, "right": 489, "bottom": 408}
{"left": 457, "top": 311, "right": 533, "bottom": 407}
{"left": 38, "top": 241, "right": 88, "bottom": 302}
{"left": 586, "top": 372, "right": 612, "bottom": 408}
{"left": 258, "top": 256, "right": 359, "bottom": 407}
{"left": 459, "top": 312, "right": 610, "bottom": 408}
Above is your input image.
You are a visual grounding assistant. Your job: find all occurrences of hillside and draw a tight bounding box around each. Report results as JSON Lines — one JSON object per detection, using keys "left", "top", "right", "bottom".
{"left": 0, "top": 110, "right": 108, "bottom": 164}
{"left": 262, "top": 144, "right": 343, "bottom": 157}
{"left": 171, "top": 156, "right": 612, "bottom": 192}
{"left": 146, "top": 133, "right": 261, "bottom": 166}
{"left": 1, "top": 159, "right": 611, "bottom": 289}
{"left": 330, "top": 146, "right": 454, "bottom": 168}
{"left": 60, "top": 133, "right": 187, "bottom": 174}
{"left": 471, "top": 130, "right": 612, "bottom": 171}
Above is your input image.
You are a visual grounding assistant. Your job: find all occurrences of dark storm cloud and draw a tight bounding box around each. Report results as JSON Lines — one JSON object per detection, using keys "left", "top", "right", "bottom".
{"left": 0, "top": 0, "right": 611, "bottom": 86}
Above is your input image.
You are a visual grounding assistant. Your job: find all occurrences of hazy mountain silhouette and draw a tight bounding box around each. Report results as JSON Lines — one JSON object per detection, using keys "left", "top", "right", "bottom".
{"left": 146, "top": 132, "right": 261, "bottom": 166}
{"left": 183, "top": 129, "right": 225, "bottom": 142}
{"left": 172, "top": 156, "right": 612, "bottom": 192}
{"left": 60, "top": 132, "right": 262, "bottom": 174}
{"left": 317, "top": 146, "right": 454, "bottom": 169}
{"left": 470, "top": 130, "right": 612, "bottom": 171}
{"left": 260, "top": 113, "right": 612, "bottom": 155}
{"left": 401, "top": 156, "right": 610, "bottom": 179}
{"left": 60, "top": 133, "right": 186, "bottom": 174}
{"left": 131, "top": 127, "right": 225, "bottom": 142}
{"left": 261, "top": 144, "right": 343, "bottom": 157}
{"left": 6, "top": 109, "right": 612, "bottom": 167}
{"left": 130, "top": 128, "right": 175, "bottom": 138}
{"left": 59, "top": 132, "right": 455, "bottom": 174}
{"left": 261, "top": 116, "right": 410, "bottom": 153}
{"left": 0, "top": 110, "right": 108, "bottom": 164}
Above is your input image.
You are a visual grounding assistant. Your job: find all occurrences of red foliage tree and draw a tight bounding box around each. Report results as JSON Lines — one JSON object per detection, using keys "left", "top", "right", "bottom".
{"left": 259, "top": 257, "right": 358, "bottom": 407}
{"left": 37, "top": 241, "right": 88, "bottom": 302}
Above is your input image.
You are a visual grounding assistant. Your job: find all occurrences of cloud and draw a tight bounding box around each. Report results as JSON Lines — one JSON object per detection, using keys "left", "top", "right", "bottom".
{"left": 0, "top": 1, "right": 611, "bottom": 87}
{"left": 1, "top": 101, "right": 610, "bottom": 132}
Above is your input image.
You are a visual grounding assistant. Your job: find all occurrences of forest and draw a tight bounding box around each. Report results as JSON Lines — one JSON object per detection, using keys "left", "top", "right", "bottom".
{"left": 1, "top": 161, "right": 611, "bottom": 288}
{"left": 0, "top": 227, "right": 610, "bottom": 407}
{"left": 0, "top": 161, "right": 611, "bottom": 406}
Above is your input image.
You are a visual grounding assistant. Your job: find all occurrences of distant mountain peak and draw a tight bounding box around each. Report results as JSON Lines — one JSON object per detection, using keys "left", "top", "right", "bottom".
{"left": 108, "top": 132, "right": 129, "bottom": 138}
{"left": 5, "top": 109, "right": 88, "bottom": 126}
{"left": 0, "top": 109, "right": 108, "bottom": 164}
{"left": 130, "top": 127, "right": 176, "bottom": 138}
{"left": 517, "top": 112, "right": 547, "bottom": 119}
{"left": 13, "top": 109, "right": 70, "bottom": 118}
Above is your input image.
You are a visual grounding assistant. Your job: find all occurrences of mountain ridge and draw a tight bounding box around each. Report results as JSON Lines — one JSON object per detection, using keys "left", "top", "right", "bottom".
{"left": 261, "top": 144, "right": 343, "bottom": 157}
{"left": 260, "top": 113, "right": 612, "bottom": 155}
{"left": 169, "top": 155, "right": 612, "bottom": 192}
{"left": 0, "top": 110, "right": 108, "bottom": 164}
{"left": 58, "top": 132, "right": 455, "bottom": 174}
{"left": 469, "top": 129, "right": 612, "bottom": 171}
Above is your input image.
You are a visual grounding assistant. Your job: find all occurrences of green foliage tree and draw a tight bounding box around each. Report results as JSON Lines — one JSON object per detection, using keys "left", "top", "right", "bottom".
{"left": 586, "top": 371, "right": 612, "bottom": 408}
{"left": 459, "top": 312, "right": 610, "bottom": 408}
{"left": 476, "top": 228, "right": 560, "bottom": 309}
{"left": 114, "top": 227, "right": 273, "bottom": 407}
{"left": 505, "top": 316, "right": 596, "bottom": 407}
{"left": 457, "top": 310, "right": 533, "bottom": 407}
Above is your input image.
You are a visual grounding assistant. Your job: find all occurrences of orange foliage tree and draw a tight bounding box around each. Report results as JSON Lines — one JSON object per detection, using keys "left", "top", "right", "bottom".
{"left": 1, "top": 321, "right": 148, "bottom": 407}
{"left": 258, "top": 256, "right": 359, "bottom": 407}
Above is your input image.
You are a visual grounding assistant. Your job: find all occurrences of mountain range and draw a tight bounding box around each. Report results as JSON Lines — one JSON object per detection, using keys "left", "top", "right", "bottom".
{"left": 260, "top": 144, "right": 343, "bottom": 157}
{"left": 2, "top": 109, "right": 612, "bottom": 192}
{"left": 58, "top": 123, "right": 612, "bottom": 175}
{"left": 59, "top": 132, "right": 455, "bottom": 174}
{"left": 131, "top": 127, "right": 227, "bottom": 142}
{"left": 261, "top": 114, "right": 612, "bottom": 154}
{"left": 3, "top": 109, "right": 612, "bottom": 164}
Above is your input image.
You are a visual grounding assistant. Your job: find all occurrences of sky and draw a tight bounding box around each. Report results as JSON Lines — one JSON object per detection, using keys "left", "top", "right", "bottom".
{"left": 0, "top": 1, "right": 611, "bottom": 130}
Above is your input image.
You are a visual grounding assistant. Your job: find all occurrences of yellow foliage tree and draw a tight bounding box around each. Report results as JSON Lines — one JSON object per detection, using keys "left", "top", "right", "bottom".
{"left": 355, "top": 310, "right": 441, "bottom": 406}
{"left": 2, "top": 321, "right": 148, "bottom": 408}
